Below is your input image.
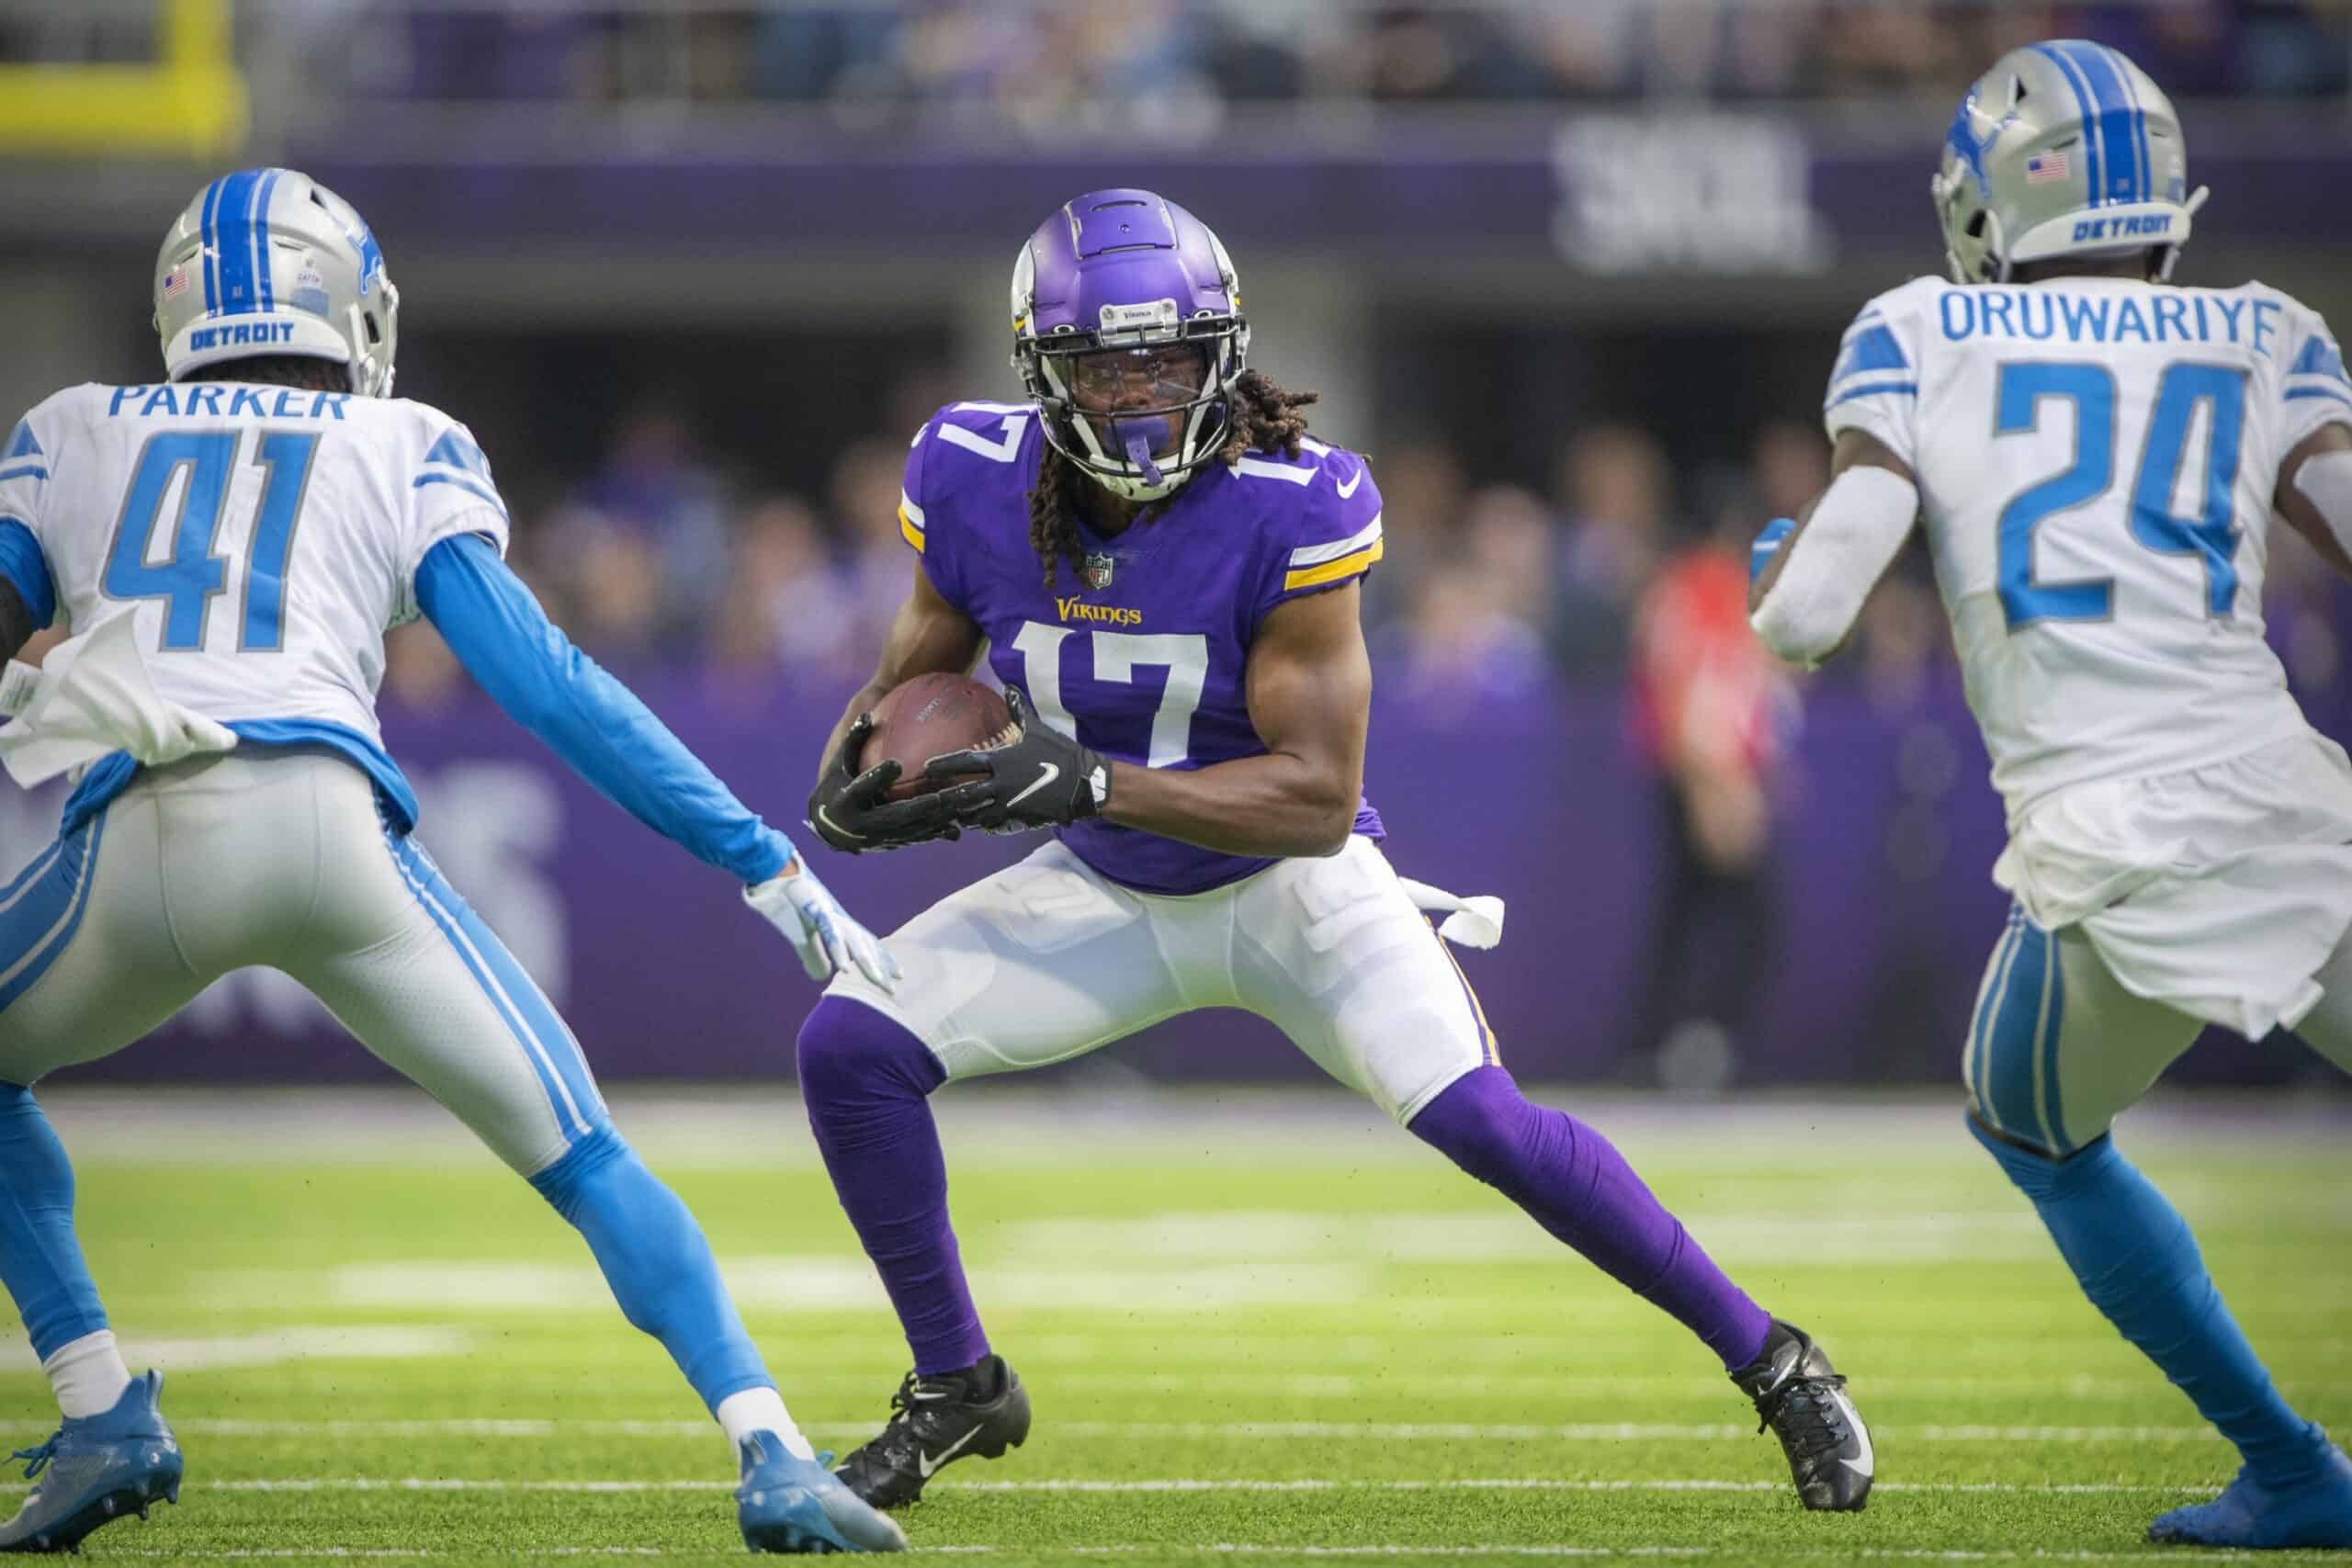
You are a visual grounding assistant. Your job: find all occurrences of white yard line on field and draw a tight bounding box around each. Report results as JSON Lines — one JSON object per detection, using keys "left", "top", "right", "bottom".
{"left": 199, "top": 1258, "right": 1377, "bottom": 1314}
{"left": 79, "top": 1549, "right": 2352, "bottom": 1564}
{"left": 754, "top": 1370, "right": 2352, "bottom": 1402}
{"left": 0, "top": 1325, "right": 470, "bottom": 1373}
{"left": 133, "top": 1417, "right": 2233, "bottom": 1444}
{"left": 0, "top": 1475, "right": 2216, "bottom": 1496}
{"left": 33, "top": 1085, "right": 2352, "bottom": 1168}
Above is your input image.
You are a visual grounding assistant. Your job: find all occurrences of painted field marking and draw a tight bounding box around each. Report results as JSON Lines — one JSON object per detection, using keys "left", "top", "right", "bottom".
{"left": 0, "top": 1325, "right": 469, "bottom": 1374}
{"left": 199, "top": 1258, "right": 1377, "bottom": 1314}
{"left": 76, "top": 1548, "right": 2352, "bottom": 1564}
{"left": 114, "top": 1417, "right": 2236, "bottom": 1444}
{"left": 0, "top": 1475, "right": 2216, "bottom": 1496}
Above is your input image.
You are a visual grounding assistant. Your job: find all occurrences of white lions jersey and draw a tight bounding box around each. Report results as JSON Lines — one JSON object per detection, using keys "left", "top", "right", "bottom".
{"left": 1825, "top": 276, "right": 2352, "bottom": 821}
{"left": 0, "top": 381, "right": 509, "bottom": 774}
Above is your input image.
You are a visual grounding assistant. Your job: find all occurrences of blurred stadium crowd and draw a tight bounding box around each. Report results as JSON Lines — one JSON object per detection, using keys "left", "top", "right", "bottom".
{"left": 377, "top": 375, "right": 2352, "bottom": 747}
{"left": 399, "top": 4, "right": 2352, "bottom": 109}
{"left": 6, "top": 2, "right": 2350, "bottom": 1085}
{"left": 10, "top": 5, "right": 2350, "bottom": 119}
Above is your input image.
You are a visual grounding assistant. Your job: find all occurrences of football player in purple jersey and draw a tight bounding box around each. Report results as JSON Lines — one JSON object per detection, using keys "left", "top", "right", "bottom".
{"left": 797, "top": 189, "right": 1873, "bottom": 1515}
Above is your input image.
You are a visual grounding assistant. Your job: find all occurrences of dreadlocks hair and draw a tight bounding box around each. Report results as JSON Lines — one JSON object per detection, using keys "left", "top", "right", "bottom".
{"left": 196, "top": 354, "right": 352, "bottom": 393}
{"left": 1027, "top": 368, "right": 1321, "bottom": 590}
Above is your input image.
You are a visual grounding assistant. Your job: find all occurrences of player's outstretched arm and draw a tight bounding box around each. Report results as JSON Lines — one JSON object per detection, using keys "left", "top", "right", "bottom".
{"left": 934, "top": 581, "right": 1370, "bottom": 858}
{"left": 2278, "top": 423, "right": 2352, "bottom": 583}
{"left": 807, "top": 567, "right": 986, "bottom": 853}
{"left": 413, "top": 533, "right": 896, "bottom": 987}
{"left": 1747, "top": 428, "right": 1920, "bottom": 667}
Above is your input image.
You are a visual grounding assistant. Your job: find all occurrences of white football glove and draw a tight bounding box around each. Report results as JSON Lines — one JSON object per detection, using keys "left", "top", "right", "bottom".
{"left": 742, "top": 856, "right": 901, "bottom": 992}
{"left": 0, "top": 614, "right": 239, "bottom": 789}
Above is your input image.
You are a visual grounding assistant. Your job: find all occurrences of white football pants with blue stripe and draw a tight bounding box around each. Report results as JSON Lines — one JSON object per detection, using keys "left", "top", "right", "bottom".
{"left": 0, "top": 750, "right": 602, "bottom": 1168}
{"left": 0, "top": 749, "right": 776, "bottom": 1422}
{"left": 1962, "top": 908, "right": 2352, "bottom": 1157}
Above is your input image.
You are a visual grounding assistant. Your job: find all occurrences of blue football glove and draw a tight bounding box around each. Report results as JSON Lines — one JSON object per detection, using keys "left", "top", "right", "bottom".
{"left": 1751, "top": 517, "right": 1797, "bottom": 586}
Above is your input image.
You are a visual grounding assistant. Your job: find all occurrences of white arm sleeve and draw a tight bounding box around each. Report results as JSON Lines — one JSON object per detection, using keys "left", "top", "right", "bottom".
{"left": 1748, "top": 465, "right": 1918, "bottom": 667}
{"left": 2292, "top": 447, "right": 2352, "bottom": 560}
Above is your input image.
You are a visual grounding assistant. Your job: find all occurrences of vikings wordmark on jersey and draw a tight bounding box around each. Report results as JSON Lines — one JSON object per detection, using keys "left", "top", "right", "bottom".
{"left": 900, "top": 399, "right": 1386, "bottom": 897}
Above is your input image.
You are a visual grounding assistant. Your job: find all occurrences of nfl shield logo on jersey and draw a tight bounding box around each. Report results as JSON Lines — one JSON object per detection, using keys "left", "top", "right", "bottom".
{"left": 1081, "top": 552, "right": 1114, "bottom": 591}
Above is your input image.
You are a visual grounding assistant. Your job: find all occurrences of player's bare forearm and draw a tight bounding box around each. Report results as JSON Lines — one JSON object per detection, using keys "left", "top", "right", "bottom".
{"left": 2276, "top": 423, "right": 2352, "bottom": 582}
{"left": 819, "top": 567, "right": 984, "bottom": 790}
{"left": 1102, "top": 750, "right": 1360, "bottom": 858}
{"left": 0, "top": 579, "right": 31, "bottom": 666}
{"left": 1099, "top": 586, "right": 1369, "bottom": 859}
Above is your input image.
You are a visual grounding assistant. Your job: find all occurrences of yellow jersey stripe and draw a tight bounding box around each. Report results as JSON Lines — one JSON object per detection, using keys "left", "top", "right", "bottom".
{"left": 1282, "top": 538, "right": 1384, "bottom": 592}
{"left": 899, "top": 509, "right": 925, "bottom": 554}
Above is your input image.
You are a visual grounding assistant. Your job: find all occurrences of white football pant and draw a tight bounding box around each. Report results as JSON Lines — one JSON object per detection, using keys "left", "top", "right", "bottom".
{"left": 823, "top": 833, "right": 1498, "bottom": 1123}
{"left": 0, "top": 750, "right": 606, "bottom": 1173}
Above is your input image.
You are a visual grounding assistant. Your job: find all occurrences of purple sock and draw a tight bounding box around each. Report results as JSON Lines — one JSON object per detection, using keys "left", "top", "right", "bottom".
{"left": 797, "top": 998, "right": 989, "bottom": 1376}
{"left": 1409, "top": 1066, "right": 1771, "bottom": 1371}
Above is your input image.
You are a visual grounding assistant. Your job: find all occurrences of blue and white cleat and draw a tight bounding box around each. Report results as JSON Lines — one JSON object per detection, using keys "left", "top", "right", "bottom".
{"left": 737, "top": 1434, "right": 907, "bottom": 1554}
{"left": 0, "top": 1371, "right": 183, "bottom": 1553}
{"left": 2149, "top": 1442, "right": 2352, "bottom": 1550}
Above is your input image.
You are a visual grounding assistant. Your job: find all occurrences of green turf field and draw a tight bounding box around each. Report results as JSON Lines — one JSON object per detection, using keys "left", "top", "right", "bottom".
{"left": 4, "top": 1089, "right": 2347, "bottom": 1565}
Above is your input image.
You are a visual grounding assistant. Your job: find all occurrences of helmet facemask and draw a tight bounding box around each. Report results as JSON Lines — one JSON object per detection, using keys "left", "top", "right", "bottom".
{"left": 1019, "top": 308, "right": 1246, "bottom": 502}
{"left": 1009, "top": 191, "right": 1252, "bottom": 503}
{"left": 1933, "top": 144, "right": 2008, "bottom": 284}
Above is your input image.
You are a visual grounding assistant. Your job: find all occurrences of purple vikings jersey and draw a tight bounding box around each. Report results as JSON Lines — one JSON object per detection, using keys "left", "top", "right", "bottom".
{"left": 900, "top": 400, "right": 1386, "bottom": 895}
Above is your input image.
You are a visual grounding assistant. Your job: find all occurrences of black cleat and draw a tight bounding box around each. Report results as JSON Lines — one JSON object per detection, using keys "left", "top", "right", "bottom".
{"left": 833, "top": 1357, "right": 1031, "bottom": 1510}
{"left": 1731, "top": 1319, "right": 1873, "bottom": 1512}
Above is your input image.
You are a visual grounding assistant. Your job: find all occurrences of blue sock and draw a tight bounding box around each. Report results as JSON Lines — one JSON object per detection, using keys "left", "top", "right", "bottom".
{"left": 529, "top": 1126, "right": 770, "bottom": 1413}
{"left": 1973, "top": 1117, "right": 2327, "bottom": 1486}
{"left": 0, "top": 1082, "right": 107, "bottom": 1361}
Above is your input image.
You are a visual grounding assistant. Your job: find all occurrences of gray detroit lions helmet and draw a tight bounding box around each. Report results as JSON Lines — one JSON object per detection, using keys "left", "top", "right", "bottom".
{"left": 153, "top": 168, "right": 399, "bottom": 397}
{"left": 1932, "top": 40, "right": 2208, "bottom": 285}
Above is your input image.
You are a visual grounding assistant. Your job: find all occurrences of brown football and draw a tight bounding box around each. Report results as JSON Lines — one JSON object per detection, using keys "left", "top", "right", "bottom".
{"left": 858, "top": 672, "right": 1016, "bottom": 802}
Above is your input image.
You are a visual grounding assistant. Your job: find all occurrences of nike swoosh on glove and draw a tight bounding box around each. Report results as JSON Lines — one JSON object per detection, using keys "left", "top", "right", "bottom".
{"left": 743, "top": 856, "right": 900, "bottom": 990}
{"left": 923, "top": 686, "right": 1110, "bottom": 834}
{"left": 806, "top": 711, "right": 962, "bottom": 854}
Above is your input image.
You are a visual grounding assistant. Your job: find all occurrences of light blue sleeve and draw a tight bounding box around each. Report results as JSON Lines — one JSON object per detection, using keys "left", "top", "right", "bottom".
{"left": 0, "top": 517, "right": 55, "bottom": 629}
{"left": 414, "top": 533, "right": 792, "bottom": 885}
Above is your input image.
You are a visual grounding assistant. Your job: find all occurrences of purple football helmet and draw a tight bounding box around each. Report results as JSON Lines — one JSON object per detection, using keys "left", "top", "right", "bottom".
{"left": 1011, "top": 189, "right": 1250, "bottom": 502}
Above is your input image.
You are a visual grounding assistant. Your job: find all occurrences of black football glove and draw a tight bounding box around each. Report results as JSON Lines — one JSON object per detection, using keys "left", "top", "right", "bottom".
{"left": 807, "top": 712, "right": 962, "bottom": 853}
{"left": 925, "top": 686, "right": 1111, "bottom": 834}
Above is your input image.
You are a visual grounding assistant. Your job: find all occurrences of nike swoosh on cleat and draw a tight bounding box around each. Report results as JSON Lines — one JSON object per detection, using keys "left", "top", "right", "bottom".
{"left": 1336, "top": 468, "right": 1363, "bottom": 499}
{"left": 1005, "top": 763, "right": 1059, "bottom": 809}
{"left": 915, "top": 1427, "right": 982, "bottom": 1479}
{"left": 1835, "top": 1389, "right": 1873, "bottom": 1480}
